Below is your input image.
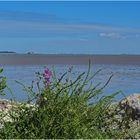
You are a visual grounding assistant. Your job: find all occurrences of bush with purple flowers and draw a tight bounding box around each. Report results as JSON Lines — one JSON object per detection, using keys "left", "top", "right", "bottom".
{"left": 43, "top": 68, "right": 52, "bottom": 86}
{"left": 0, "top": 64, "right": 139, "bottom": 139}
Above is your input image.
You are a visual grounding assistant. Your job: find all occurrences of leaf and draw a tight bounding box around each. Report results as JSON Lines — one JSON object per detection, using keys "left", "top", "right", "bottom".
{"left": 0, "top": 92, "right": 5, "bottom": 96}
{"left": 0, "top": 68, "right": 3, "bottom": 74}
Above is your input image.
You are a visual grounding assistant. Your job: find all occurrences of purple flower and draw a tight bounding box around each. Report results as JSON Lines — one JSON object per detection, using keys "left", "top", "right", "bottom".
{"left": 43, "top": 68, "right": 52, "bottom": 86}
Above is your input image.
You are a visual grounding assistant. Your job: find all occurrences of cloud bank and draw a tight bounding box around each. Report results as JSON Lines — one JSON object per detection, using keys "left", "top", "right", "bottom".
{"left": 0, "top": 11, "right": 140, "bottom": 38}
{"left": 99, "top": 32, "right": 127, "bottom": 39}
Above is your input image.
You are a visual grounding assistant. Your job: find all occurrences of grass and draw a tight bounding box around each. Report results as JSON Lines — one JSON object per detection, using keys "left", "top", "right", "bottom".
{"left": 0, "top": 63, "right": 140, "bottom": 139}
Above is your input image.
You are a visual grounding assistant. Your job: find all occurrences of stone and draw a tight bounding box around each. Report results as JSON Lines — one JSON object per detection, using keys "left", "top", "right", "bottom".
{"left": 119, "top": 93, "right": 140, "bottom": 120}
{"left": 0, "top": 99, "right": 12, "bottom": 110}
{"left": 0, "top": 99, "right": 35, "bottom": 129}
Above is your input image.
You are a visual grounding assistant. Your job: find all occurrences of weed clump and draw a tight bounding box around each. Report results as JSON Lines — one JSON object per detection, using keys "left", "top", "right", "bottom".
{"left": 0, "top": 65, "right": 139, "bottom": 139}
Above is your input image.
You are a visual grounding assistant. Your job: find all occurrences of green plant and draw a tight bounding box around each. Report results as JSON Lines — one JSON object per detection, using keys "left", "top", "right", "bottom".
{"left": 0, "top": 64, "right": 137, "bottom": 139}
{"left": 0, "top": 68, "right": 7, "bottom": 96}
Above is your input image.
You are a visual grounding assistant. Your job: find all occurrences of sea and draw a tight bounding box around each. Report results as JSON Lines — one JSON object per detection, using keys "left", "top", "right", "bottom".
{"left": 1, "top": 54, "right": 140, "bottom": 102}
{"left": 1, "top": 64, "right": 140, "bottom": 102}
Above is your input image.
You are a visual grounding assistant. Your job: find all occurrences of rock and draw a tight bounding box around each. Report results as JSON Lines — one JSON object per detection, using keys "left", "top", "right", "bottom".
{"left": 0, "top": 99, "right": 13, "bottom": 111}
{"left": 0, "top": 99, "right": 14, "bottom": 128}
{"left": 119, "top": 93, "right": 140, "bottom": 120}
{"left": 0, "top": 99, "right": 35, "bottom": 129}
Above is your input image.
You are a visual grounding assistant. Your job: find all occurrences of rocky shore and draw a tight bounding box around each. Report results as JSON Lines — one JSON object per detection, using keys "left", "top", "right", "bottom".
{"left": 0, "top": 99, "right": 34, "bottom": 128}
{"left": 120, "top": 93, "right": 140, "bottom": 121}
{"left": 1, "top": 94, "right": 140, "bottom": 138}
{"left": 1, "top": 93, "right": 140, "bottom": 120}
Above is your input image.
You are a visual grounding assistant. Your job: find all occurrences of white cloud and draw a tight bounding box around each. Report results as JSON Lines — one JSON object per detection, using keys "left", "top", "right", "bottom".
{"left": 99, "top": 32, "right": 127, "bottom": 39}
{"left": 0, "top": 19, "right": 140, "bottom": 37}
{"left": 135, "top": 34, "right": 140, "bottom": 37}
{"left": 79, "top": 38, "right": 89, "bottom": 41}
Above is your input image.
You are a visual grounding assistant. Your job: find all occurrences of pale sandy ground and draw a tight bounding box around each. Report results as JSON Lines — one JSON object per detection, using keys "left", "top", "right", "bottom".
{"left": 0, "top": 54, "right": 140, "bottom": 65}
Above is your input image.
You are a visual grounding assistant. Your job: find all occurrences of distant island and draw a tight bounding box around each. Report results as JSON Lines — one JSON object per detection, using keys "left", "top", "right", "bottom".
{"left": 0, "top": 51, "right": 16, "bottom": 54}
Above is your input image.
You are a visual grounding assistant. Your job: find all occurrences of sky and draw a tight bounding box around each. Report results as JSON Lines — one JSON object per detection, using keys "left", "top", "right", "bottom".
{"left": 0, "top": 1, "right": 140, "bottom": 54}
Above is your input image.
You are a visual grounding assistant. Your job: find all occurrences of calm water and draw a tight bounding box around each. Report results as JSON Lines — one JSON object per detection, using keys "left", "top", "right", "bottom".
{"left": 1, "top": 64, "right": 140, "bottom": 101}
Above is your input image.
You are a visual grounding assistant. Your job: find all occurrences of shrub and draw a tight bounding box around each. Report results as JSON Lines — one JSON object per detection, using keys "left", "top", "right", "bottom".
{"left": 0, "top": 64, "right": 136, "bottom": 139}
{"left": 0, "top": 68, "right": 7, "bottom": 96}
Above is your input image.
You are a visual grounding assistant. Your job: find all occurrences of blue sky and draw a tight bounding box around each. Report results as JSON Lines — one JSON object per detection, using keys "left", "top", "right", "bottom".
{"left": 0, "top": 1, "right": 140, "bottom": 54}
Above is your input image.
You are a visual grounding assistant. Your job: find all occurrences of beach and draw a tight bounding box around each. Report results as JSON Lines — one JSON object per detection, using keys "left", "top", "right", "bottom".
{"left": 0, "top": 54, "right": 140, "bottom": 65}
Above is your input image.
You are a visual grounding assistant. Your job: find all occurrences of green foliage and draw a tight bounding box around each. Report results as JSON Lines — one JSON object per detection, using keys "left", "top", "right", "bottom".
{"left": 0, "top": 68, "right": 7, "bottom": 96}
{"left": 0, "top": 65, "right": 139, "bottom": 139}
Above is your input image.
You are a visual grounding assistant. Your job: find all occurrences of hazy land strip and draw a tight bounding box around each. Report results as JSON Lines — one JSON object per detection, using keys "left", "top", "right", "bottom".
{"left": 0, "top": 54, "right": 140, "bottom": 65}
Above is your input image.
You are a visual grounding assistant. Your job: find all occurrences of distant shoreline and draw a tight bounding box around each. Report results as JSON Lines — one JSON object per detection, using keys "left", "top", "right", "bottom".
{"left": 0, "top": 54, "right": 140, "bottom": 65}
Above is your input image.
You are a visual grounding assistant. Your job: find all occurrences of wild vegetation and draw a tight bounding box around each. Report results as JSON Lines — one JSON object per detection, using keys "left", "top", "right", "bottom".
{"left": 0, "top": 63, "right": 140, "bottom": 139}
